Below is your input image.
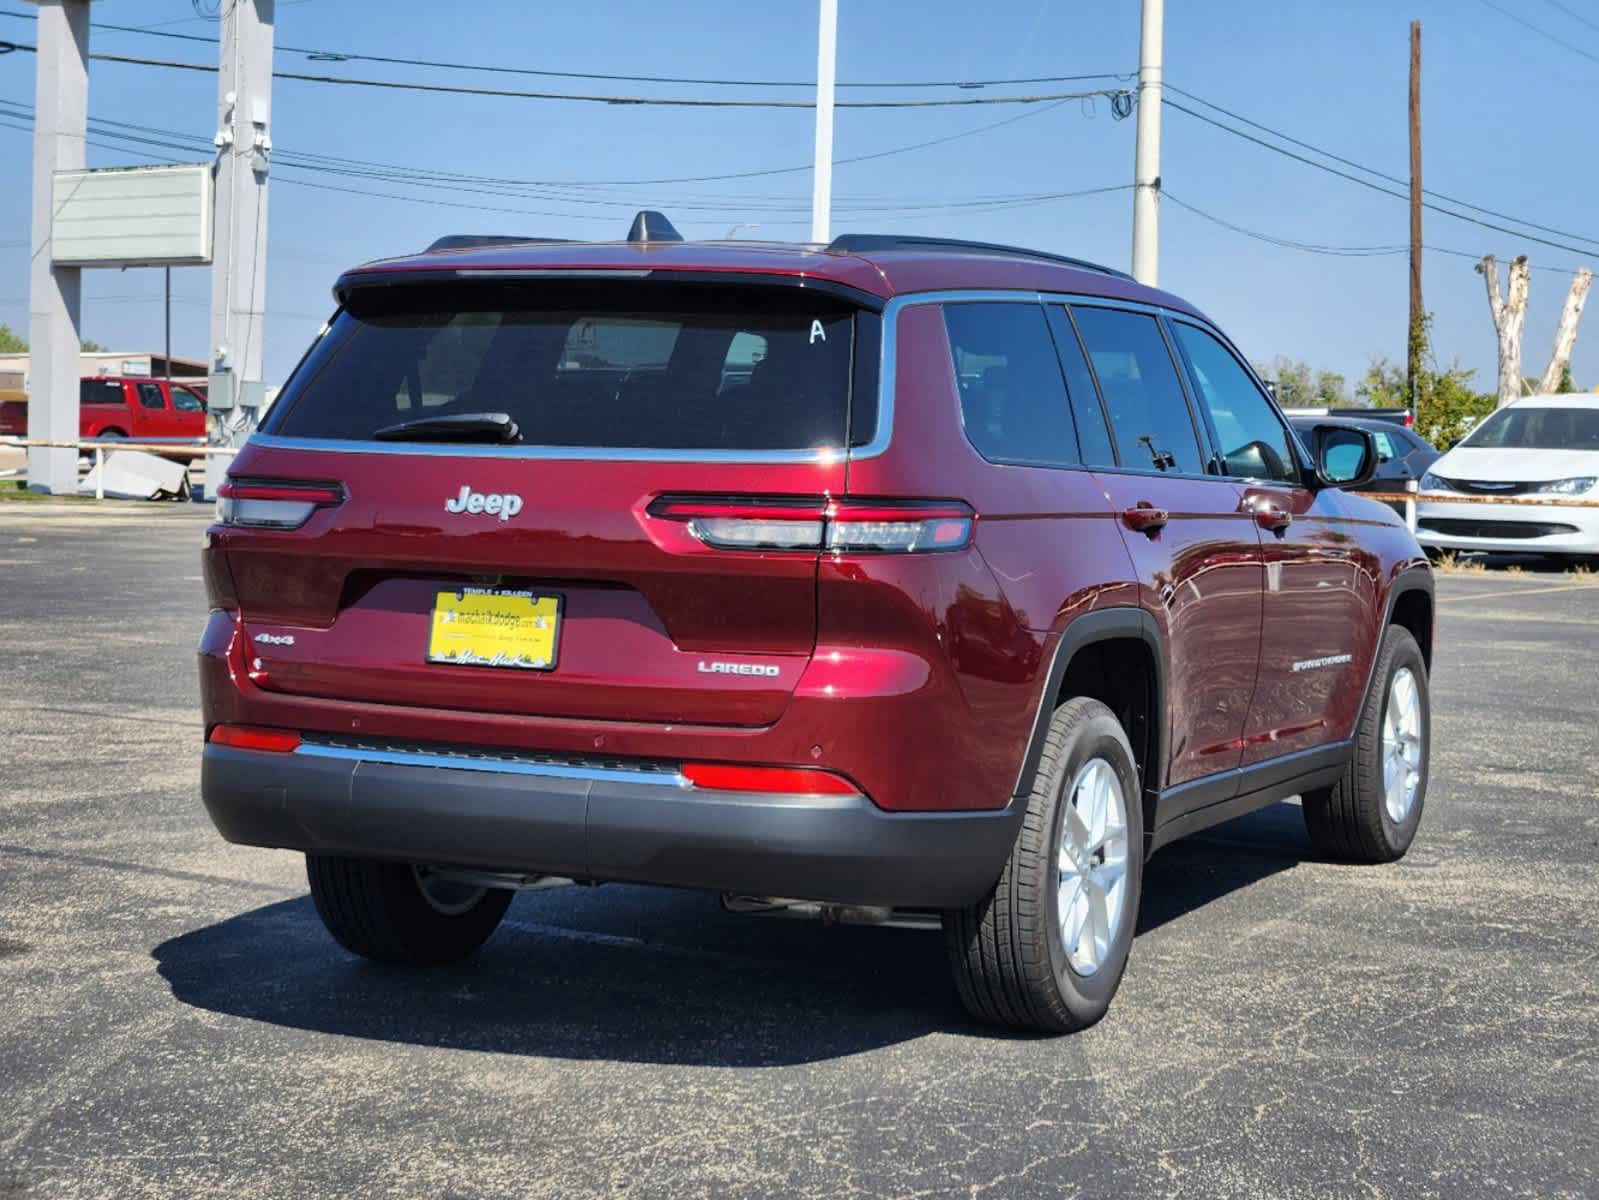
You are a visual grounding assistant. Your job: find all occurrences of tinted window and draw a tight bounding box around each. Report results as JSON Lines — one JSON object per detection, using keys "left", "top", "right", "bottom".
{"left": 944, "top": 302, "right": 1078, "bottom": 468}
{"left": 1070, "top": 307, "right": 1205, "bottom": 474}
{"left": 137, "top": 383, "right": 166, "bottom": 410}
{"left": 171, "top": 386, "right": 205, "bottom": 413}
{"left": 80, "top": 379, "right": 124, "bottom": 406}
{"left": 1171, "top": 323, "right": 1298, "bottom": 483}
{"left": 1048, "top": 307, "right": 1117, "bottom": 467}
{"left": 268, "top": 283, "right": 857, "bottom": 451}
{"left": 1461, "top": 406, "right": 1599, "bottom": 451}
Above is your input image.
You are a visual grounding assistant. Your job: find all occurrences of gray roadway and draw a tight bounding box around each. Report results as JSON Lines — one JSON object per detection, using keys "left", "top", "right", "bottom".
{"left": 1, "top": 503, "right": 1595, "bottom": 1200}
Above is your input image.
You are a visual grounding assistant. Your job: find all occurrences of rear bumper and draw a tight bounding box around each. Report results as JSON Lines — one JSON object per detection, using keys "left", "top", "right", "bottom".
{"left": 201, "top": 742, "right": 1025, "bottom": 908}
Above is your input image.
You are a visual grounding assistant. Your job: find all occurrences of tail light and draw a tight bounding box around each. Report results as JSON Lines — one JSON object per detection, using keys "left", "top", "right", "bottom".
{"left": 208, "top": 724, "right": 302, "bottom": 753}
{"left": 216, "top": 478, "right": 344, "bottom": 530}
{"left": 682, "top": 762, "right": 859, "bottom": 795}
{"left": 648, "top": 496, "right": 973, "bottom": 554}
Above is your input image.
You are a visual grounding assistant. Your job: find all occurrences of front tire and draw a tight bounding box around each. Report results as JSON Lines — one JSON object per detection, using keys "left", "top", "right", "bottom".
{"left": 1302, "top": 625, "right": 1430, "bottom": 862}
{"left": 306, "top": 855, "right": 512, "bottom": 965}
{"left": 943, "top": 697, "right": 1144, "bottom": 1033}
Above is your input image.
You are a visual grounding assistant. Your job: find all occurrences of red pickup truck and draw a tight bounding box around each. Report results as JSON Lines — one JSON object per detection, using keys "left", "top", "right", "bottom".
{"left": 0, "top": 376, "right": 208, "bottom": 441}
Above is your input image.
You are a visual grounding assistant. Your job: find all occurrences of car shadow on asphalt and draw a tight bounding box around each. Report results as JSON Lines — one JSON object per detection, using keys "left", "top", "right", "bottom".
{"left": 153, "top": 803, "right": 1313, "bottom": 1064}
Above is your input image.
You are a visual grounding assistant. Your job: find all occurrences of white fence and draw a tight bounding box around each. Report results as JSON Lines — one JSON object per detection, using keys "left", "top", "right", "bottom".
{"left": 0, "top": 436, "right": 239, "bottom": 500}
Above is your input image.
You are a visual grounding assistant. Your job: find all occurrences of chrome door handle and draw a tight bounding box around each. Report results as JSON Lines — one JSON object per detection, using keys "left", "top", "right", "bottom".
{"left": 1122, "top": 503, "right": 1169, "bottom": 536}
{"left": 1254, "top": 505, "right": 1293, "bottom": 533}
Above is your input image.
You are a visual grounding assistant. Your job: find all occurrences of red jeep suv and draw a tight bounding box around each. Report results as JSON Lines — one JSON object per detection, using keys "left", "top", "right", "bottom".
{"left": 199, "top": 218, "right": 1433, "bottom": 1033}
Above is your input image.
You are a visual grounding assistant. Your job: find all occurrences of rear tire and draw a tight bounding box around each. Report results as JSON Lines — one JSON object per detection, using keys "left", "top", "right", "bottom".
{"left": 306, "top": 854, "right": 512, "bottom": 965}
{"left": 943, "top": 697, "right": 1144, "bottom": 1033}
{"left": 1302, "top": 626, "right": 1429, "bottom": 862}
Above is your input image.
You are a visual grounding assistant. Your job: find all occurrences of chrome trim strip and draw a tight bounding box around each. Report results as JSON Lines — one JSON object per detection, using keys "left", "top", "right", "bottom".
{"left": 295, "top": 740, "right": 691, "bottom": 789}
{"left": 244, "top": 433, "right": 846, "bottom": 465}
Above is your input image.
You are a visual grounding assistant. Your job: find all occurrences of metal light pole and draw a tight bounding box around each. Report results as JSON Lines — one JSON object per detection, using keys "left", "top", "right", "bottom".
{"left": 207, "top": 0, "right": 275, "bottom": 447}
{"left": 25, "top": 0, "right": 90, "bottom": 494}
{"left": 810, "top": 0, "right": 838, "bottom": 245}
{"left": 1130, "top": 0, "right": 1164, "bottom": 287}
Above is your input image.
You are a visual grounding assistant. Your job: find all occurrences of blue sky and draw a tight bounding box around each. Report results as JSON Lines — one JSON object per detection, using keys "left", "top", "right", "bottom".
{"left": 2, "top": 0, "right": 1597, "bottom": 391}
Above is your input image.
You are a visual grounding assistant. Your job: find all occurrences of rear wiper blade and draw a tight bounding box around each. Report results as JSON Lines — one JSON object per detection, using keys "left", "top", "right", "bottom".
{"left": 373, "top": 412, "right": 521, "bottom": 444}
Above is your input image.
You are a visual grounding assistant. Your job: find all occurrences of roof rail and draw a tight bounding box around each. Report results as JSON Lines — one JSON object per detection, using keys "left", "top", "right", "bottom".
{"left": 824, "top": 234, "right": 1133, "bottom": 281}
{"left": 425, "top": 234, "right": 573, "bottom": 253}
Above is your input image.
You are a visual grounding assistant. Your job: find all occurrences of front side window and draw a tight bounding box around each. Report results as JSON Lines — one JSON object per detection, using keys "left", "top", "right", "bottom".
{"left": 1171, "top": 322, "right": 1299, "bottom": 483}
{"left": 171, "top": 386, "right": 205, "bottom": 413}
{"left": 1461, "top": 406, "right": 1599, "bottom": 451}
{"left": 944, "top": 302, "right": 1079, "bottom": 468}
{"left": 267, "top": 282, "right": 858, "bottom": 452}
{"left": 1070, "top": 306, "right": 1205, "bottom": 474}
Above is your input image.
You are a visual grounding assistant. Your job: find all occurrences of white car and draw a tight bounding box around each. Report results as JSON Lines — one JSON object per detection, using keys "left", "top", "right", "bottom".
{"left": 1416, "top": 393, "right": 1599, "bottom": 559}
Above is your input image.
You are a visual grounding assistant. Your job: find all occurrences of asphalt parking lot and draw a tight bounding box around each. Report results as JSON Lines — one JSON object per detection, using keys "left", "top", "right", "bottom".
{"left": 1, "top": 503, "right": 1595, "bottom": 1200}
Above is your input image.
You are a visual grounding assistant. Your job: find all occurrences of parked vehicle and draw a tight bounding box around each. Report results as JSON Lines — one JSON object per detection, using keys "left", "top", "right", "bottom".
{"left": 1290, "top": 415, "right": 1439, "bottom": 513}
{"left": 198, "top": 218, "right": 1435, "bottom": 1033}
{"left": 1416, "top": 393, "right": 1599, "bottom": 559}
{"left": 0, "top": 376, "right": 208, "bottom": 441}
{"left": 1283, "top": 405, "right": 1414, "bottom": 429}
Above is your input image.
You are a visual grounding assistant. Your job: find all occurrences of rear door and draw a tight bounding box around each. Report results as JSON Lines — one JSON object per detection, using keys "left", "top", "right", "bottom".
{"left": 1060, "top": 303, "right": 1265, "bottom": 792}
{"left": 79, "top": 378, "right": 128, "bottom": 436}
{"left": 217, "top": 278, "right": 868, "bottom": 728}
{"left": 1167, "top": 319, "right": 1373, "bottom": 766}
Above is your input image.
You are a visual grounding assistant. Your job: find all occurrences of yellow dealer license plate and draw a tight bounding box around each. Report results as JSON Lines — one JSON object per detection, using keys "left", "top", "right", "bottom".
{"left": 426, "top": 587, "right": 562, "bottom": 671}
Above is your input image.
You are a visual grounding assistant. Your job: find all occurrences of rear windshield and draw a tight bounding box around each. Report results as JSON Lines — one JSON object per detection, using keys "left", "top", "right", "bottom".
{"left": 1461, "top": 405, "right": 1599, "bottom": 451}
{"left": 264, "top": 282, "right": 861, "bottom": 452}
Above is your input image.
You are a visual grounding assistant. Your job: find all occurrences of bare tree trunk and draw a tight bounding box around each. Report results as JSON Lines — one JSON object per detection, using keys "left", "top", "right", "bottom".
{"left": 1537, "top": 268, "right": 1594, "bottom": 394}
{"left": 1478, "top": 254, "right": 1531, "bottom": 408}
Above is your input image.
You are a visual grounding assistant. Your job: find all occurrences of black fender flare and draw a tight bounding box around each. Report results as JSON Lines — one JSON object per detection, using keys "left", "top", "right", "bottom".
{"left": 1010, "top": 607, "right": 1166, "bottom": 806}
{"left": 1358, "top": 564, "right": 1435, "bottom": 715}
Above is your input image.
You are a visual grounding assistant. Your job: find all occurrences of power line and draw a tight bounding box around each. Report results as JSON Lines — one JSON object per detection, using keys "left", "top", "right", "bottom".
{"left": 1537, "top": 0, "right": 1599, "bottom": 37}
{"left": 0, "top": 35, "right": 1133, "bottom": 110}
{"left": 0, "top": 8, "right": 1132, "bottom": 92}
{"left": 1477, "top": 0, "right": 1599, "bottom": 66}
{"left": 0, "top": 106, "right": 1132, "bottom": 225}
{"left": 1164, "top": 189, "right": 1590, "bottom": 275}
{"left": 1166, "top": 85, "right": 1599, "bottom": 251}
{"left": 7, "top": 97, "right": 1075, "bottom": 195}
{"left": 1162, "top": 98, "right": 1599, "bottom": 259}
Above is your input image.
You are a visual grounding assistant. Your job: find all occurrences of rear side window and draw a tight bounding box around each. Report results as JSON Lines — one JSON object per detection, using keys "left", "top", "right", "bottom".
{"left": 1170, "top": 322, "right": 1299, "bottom": 483}
{"left": 266, "top": 283, "right": 859, "bottom": 452}
{"left": 1070, "top": 307, "right": 1206, "bottom": 475}
{"left": 80, "top": 379, "right": 124, "bottom": 406}
{"left": 943, "top": 301, "right": 1078, "bottom": 468}
{"left": 137, "top": 383, "right": 166, "bottom": 410}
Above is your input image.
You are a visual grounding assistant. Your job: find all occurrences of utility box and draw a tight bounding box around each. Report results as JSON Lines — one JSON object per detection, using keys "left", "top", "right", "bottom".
{"left": 50, "top": 163, "right": 214, "bottom": 268}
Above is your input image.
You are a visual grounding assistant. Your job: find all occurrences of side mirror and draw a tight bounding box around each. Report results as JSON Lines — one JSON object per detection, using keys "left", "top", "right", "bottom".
{"left": 1310, "top": 424, "right": 1378, "bottom": 490}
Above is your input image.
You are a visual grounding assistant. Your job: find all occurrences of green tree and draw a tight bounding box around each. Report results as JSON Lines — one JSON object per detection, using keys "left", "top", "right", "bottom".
{"left": 80, "top": 338, "right": 106, "bottom": 353}
{"left": 1254, "top": 358, "right": 1350, "bottom": 408}
{"left": 1313, "top": 369, "right": 1350, "bottom": 407}
{"left": 0, "top": 324, "right": 26, "bottom": 353}
{"left": 1367, "top": 316, "right": 1496, "bottom": 449}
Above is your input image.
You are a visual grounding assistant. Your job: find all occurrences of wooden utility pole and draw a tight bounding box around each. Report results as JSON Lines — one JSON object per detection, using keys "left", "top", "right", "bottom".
{"left": 1407, "top": 20, "right": 1423, "bottom": 411}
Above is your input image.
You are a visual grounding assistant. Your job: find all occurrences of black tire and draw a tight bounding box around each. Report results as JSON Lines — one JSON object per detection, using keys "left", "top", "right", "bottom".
{"left": 1302, "top": 626, "right": 1430, "bottom": 862}
{"left": 305, "top": 854, "right": 512, "bottom": 965}
{"left": 942, "top": 697, "right": 1145, "bottom": 1034}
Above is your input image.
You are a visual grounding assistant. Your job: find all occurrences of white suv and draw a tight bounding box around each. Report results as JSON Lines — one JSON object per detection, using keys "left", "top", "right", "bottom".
{"left": 1418, "top": 394, "right": 1599, "bottom": 560}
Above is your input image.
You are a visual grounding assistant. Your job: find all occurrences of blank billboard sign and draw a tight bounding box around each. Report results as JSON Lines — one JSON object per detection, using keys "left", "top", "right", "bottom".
{"left": 51, "top": 163, "right": 214, "bottom": 268}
